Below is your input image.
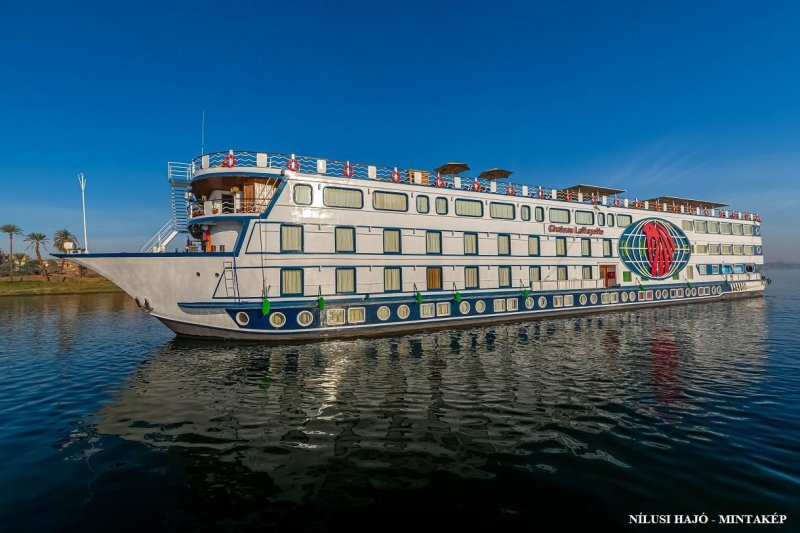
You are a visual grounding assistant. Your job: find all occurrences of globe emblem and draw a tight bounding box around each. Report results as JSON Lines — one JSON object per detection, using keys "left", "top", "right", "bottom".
{"left": 619, "top": 218, "right": 691, "bottom": 280}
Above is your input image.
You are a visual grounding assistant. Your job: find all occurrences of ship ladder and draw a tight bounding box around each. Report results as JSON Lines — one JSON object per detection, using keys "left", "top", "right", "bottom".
{"left": 222, "top": 260, "right": 240, "bottom": 300}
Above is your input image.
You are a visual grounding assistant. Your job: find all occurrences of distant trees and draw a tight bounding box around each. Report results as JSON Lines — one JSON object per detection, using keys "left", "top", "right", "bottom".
{"left": 53, "top": 229, "right": 78, "bottom": 274}
{"left": 1, "top": 224, "right": 23, "bottom": 282}
{"left": 1, "top": 225, "right": 82, "bottom": 283}
{"left": 25, "top": 233, "right": 50, "bottom": 283}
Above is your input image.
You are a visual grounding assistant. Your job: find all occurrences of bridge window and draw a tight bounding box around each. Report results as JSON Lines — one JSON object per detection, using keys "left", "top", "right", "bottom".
{"left": 720, "top": 222, "right": 732, "bottom": 234}
{"left": 617, "top": 214, "right": 632, "bottom": 227}
{"left": 490, "top": 202, "right": 515, "bottom": 220}
{"left": 576, "top": 210, "right": 594, "bottom": 225}
{"left": 549, "top": 208, "right": 570, "bottom": 224}
{"left": 695, "top": 220, "right": 707, "bottom": 233}
{"left": 707, "top": 221, "right": 719, "bottom": 234}
{"left": 435, "top": 197, "right": 448, "bottom": 215}
{"left": 743, "top": 225, "right": 754, "bottom": 236}
{"left": 682, "top": 220, "right": 693, "bottom": 231}
{"left": 535, "top": 206, "right": 544, "bottom": 222}
{"left": 455, "top": 199, "right": 483, "bottom": 217}
{"left": 598, "top": 213, "right": 605, "bottom": 226}
{"left": 607, "top": 214, "right": 614, "bottom": 227}
{"left": 521, "top": 205, "right": 531, "bottom": 221}
{"left": 732, "top": 223, "right": 743, "bottom": 235}
{"left": 416, "top": 195, "right": 429, "bottom": 213}
{"left": 293, "top": 184, "right": 312, "bottom": 205}
{"left": 373, "top": 191, "right": 408, "bottom": 212}
{"left": 323, "top": 187, "right": 363, "bottom": 209}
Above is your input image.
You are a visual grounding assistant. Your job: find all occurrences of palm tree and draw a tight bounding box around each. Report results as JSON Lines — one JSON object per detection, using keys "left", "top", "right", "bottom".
{"left": 12, "top": 253, "right": 28, "bottom": 280}
{"left": 25, "top": 232, "right": 50, "bottom": 283}
{"left": 53, "top": 229, "right": 78, "bottom": 274}
{"left": 1, "top": 224, "right": 23, "bottom": 282}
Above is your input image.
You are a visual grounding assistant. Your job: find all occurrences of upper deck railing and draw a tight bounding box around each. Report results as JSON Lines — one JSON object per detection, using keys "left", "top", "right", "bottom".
{"left": 190, "top": 150, "right": 762, "bottom": 222}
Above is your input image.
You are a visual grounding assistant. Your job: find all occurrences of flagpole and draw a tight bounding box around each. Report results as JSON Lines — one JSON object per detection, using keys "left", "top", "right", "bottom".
{"left": 78, "top": 173, "right": 88, "bottom": 253}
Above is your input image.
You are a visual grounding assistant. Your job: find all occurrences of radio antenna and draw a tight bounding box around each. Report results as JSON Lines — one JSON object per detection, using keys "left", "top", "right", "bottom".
{"left": 201, "top": 109, "right": 205, "bottom": 155}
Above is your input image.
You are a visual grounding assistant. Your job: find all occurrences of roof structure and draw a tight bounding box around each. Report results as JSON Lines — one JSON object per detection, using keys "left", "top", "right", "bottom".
{"left": 562, "top": 184, "right": 626, "bottom": 197}
{"left": 645, "top": 196, "right": 728, "bottom": 209}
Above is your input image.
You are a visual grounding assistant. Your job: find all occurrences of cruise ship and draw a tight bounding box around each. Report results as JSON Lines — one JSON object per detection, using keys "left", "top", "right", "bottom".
{"left": 62, "top": 150, "right": 767, "bottom": 340}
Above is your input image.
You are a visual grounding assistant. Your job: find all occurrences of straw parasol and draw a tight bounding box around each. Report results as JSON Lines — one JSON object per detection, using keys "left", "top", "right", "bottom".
{"left": 478, "top": 168, "right": 513, "bottom": 180}
{"left": 434, "top": 162, "right": 470, "bottom": 176}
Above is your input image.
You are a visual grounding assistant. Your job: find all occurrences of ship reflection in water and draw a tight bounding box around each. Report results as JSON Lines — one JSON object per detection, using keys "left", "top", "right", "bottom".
{"left": 89, "top": 297, "right": 781, "bottom": 527}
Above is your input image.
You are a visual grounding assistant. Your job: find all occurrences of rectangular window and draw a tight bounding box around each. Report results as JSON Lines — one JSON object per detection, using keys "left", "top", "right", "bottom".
{"left": 553, "top": 295, "right": 563, "bottom": 308}
{"left": 336, "top": 268, "right": 356, "bottom": 294}
{"left": 733, "top": 245, "right": 744, "bottom": 255}
{"left": 708, "top": 221, "right": 719, "bottom": 233}
{"left": 420, "top": 303, "right": 435, "bottom": 318}
{"left": 603, "top": 239, "right": 612, "bottom": 257}
{"left": 493, "top": 298, "right": 507, "bottom": 312}
{"left": 293, "top": 184, "right": 312, "bottom": 205}
{"left": 743, "top": 225, "right": 754, "bottom": 236}
{"left": 709, "top": 244, "right": 720, "bottom": 255}
{"left": 721, "top": 244, "right": 733, "bottom": 255}
{"left": 607, "top": 214, "right": 614, "bottom": 227}
{"left": 528, "top": 236, "right": 540, "bottom": 256}
{"left": 497, "top": 234, "right": 511, "bottom": 255}
{"left": 720, "top": 222, "right": 732, "bottom": 234}
{"left": 436, "top": 302, "right": 451, "bottom": 316}
{"left": 556, "top": 237, "right": 567, "bottom": 256}
{"left": 521, "top": 205, "right": 531, "bottom": 221}
{"left": 695, "top": 220, "right": 707, "bottom": 233}
{"left": 529, "top": 266, "right": 541, "bottom": 282}
{"left": 696, "top": 244, "right": 708, "bottom": 253}
{"left": 682, "top": 220, "right": 693, "bottom": 231}
{"left": 490, "top": 202, "right": 515, "bottom": 220}
{"left": 623, "top": 271, "right": 632, "bottom": 282}
{"left": 323, "top": 187, "right": 363, "bottom": 208}
{"left": 326, "top": 308, "right": 345, "bottom": 326}
{"left": 744, "top": 245, "right": 754, "bottom": 255}
{"left": 557, "top": 266, "right": 568, "bottom": 281}
{"left": 565, "top": 294, "right": 575, "bottom": 306}
{"left": 383, "top": 229, "right": 401, "bottom": 253}
{"left": 426, "top": 266, "right": 442, "bottom": 290}
{"left": 598, "top": 213, "right": 605, "bottom": 226}
{"left": 347, "top": 307, "right": 366, "bottom": 324}
{"left": 732, "top": 224, "right": 743, "bottom": 235}
{"left": 384, "top": 267, "right": 401, "bottom": 292}
{"left": 507, "top": 298, "right": 519, "bottom": 311}
{"left": 581, "top": 238, "right": 591, "bottom": 257}
{"left": 698, "top": 265, "right": 708, "bottom": 275}
{"left": 617, "top": 214, "right": 632, "bottom": 227}
{"left": 373, "top": 191, "right": 408, "bottom": 212}
{"left": 280, "top": 225, "right": 303, "bottom": 253}
{"left": 549, "top": 208, "right": 570, "bottom": 223}
{"left": 464, "top": 232, "right": 478, "bottom": 255}
{"left": 712, "top": 265, "right": 720, "bottom": 275}
{"left": 280, "top": 268, "right": 303, "bottom": 296}
{"left": 686, "top": 267, "right": 693, "bottom": 280}
{"left": 465, "top": 266, "right": 479, "bottom": 289}
{"left": 455, "top": 198, "right": 483, "bottom": 217}
{"left": 582, "top": 266, "right": 593, "bottom": 280}
{"left": 416, "top": 195, "right": 429, "bottom": 213}
{"left": 575, "top": 210, "right": 594, "bottom": 225}
{"left": 426, "top": 231, "right": 442, "bottom": 254}
{"left": 498, "top": 266, "right": 512, "bottom": 288}
{"left": 335, "top": 226, "right": 356, "bottom": 253}
{"left": 534, "top": 206, "right": 544, "bottom": 222}
{"left": 435, "top": 197, "right": 448, "bottom": 215}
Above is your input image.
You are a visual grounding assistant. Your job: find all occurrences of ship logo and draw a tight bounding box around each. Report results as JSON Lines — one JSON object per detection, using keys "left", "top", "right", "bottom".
{"left": 619, "top": 218, "right": 691, "bottom": 280}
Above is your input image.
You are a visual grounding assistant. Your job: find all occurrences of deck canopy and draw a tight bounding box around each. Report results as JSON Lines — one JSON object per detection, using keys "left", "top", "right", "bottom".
{"left": 478, "top": 168, "right": 513, "bottom": 180}
{"left": 563, "top": 184, "right": 626, "bottom": 197}
{"left": 434, "top": 162, "right": 470, "bottom": 175}
{"left": 646, "top": 195, "right": 728, "bottom": 210}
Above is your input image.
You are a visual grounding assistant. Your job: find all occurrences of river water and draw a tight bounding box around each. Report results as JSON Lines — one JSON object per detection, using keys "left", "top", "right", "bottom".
{"left": 1, "top": 272, "right": 798, "bottom": 530}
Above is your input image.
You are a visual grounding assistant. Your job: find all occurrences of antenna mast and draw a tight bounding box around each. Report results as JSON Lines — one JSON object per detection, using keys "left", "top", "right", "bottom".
{"left": 201, "top": 109, "right": 205, "bottom": 155}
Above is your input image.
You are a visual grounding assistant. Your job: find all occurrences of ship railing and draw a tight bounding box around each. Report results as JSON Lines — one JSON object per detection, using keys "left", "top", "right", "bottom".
{"left": 189, "top": 150, "right": 761, "bottom": 222}
{"left": 142, "top": 219, "right": 178, "bottom": 252}
{"left": 188, "top": 199, "right": 272, "bottom": 218}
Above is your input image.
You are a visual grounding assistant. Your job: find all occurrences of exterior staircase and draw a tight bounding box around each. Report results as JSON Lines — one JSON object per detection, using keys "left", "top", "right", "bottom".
{"left": 141, "top": 162, "right": 192, "bottom": 252}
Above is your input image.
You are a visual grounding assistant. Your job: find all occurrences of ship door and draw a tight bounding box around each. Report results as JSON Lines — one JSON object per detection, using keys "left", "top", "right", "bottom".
{"left": 600, "top": 265, "right": 617, "bottom": 288}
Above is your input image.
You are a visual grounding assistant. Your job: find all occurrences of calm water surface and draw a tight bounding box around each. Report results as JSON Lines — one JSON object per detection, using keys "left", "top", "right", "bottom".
{"left": 1, "top": 272, "right": 799, "bottom": 530}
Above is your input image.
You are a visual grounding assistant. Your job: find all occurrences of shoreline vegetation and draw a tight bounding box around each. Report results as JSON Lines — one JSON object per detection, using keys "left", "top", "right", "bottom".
{"left": 0, "top": 277, "right": 122, "bottom": 297}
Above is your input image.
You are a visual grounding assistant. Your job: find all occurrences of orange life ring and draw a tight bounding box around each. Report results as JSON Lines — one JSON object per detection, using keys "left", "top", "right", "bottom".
{"left": 672, "top": 204, "right": 678, "bottom": 213}
{"left": 537, "top": 188, "right": 544, "bottom": 199}
{"left": 565, "top": 191, "right": 572, "bottom": 201}
{"left": 614, "top": 198, "right": 620, "bottom": 207}
{"left": 286, "top": 158, "right": 300, "bottom": 172}
{"left": 704, "top": 207, "right": 709, "bottom": 216}
{"left": 342, "top": 164, "right": 355, "bottom": 178}
{"left": 434, "top": 176, "right": 446, "bottom": 188}
{"left": 390, "top": 169, "right": 401, "bottom": 183}
{"left": 591, "top": 195, "right": 598, "bottom": 205}
{"left": 471, "top": 179, "right": 482, "bottom": 192}
{"left": 506, "top": 185, "right": 516, "bottom": 196}
{"left": 719, "top": 210, "right": 726, "bottom": 218}
{"left": 223, "top": 153, "right": 237, "bottom": 168}
{"left": 634, "top": 201, "right": 641, "bottom": 209}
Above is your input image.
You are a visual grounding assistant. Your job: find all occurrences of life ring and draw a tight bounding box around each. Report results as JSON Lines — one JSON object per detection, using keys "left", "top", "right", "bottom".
{"left": 613, "top": 198, "right": 620, "bottom": 207}
{"left": 471, "top": 179, "right": 481, "bottom": 192}
{"left": 286, "top": 158, "right": 300, "bottom": 172}
{"left": 591, "top": 195, "right": 598, "bottom": 205}
{"left": 434, "top": 176, "right": 446, "bottom": 188}
{"left": 390, "top": 169, "right": 401, "bottom": 183}
{"left": 537, "top": 188, "right": 544, "bottom": 199}
{"left": 634, "top": 201, "right": 641, "bottom": 209}
{"left": 506, "top": 185, "right": 516, "bottom": 196}
{"left": 223, "top": 153, "right": 237, "bottom": 168}
{"left": 719, "top": 210, "right": 726, "bottom": 218}
{"left": 704, "top": 207, "right": 709, "bottom": 216}
{"left": 672, "top": 204, "right": 678, "bottom": 213}
{"left": 342, "top": 164, "right": 355, "bottom": 178}
{"left": 565, "top": 191, "right": 572, "bottom": 201}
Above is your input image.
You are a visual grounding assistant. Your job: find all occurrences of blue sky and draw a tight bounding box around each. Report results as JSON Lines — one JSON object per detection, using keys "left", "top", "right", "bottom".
{"left": 1, "top": 1, "right": 798, "bottom": 259}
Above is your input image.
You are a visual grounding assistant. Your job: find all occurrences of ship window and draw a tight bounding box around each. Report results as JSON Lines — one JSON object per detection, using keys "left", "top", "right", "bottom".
{"left": 598, "top": 213, "right": 605, "bottom": 226}
{"left": 686, "top": 266, "right": 693, "bottom": 280}
{"left": 707, "top": 221, "right": 720, "bottom": 233}
{"left": 373, "top": 191, "right": 408, "bottom": 212}
{"left": 498, "top": 234, "right": 511, "bottom": 255}
{"left": 744, "top": 245, "right": 754, "bottom": 255}
{"left": 384, "top": 267, "right": 401, "bottom": 292}
{"left": 326, "top": 309, "right": 345, "bottom": 326}
{"left": 464, "top": 232, "right": 478, "bottom": 255}
{"left": 323, "top": 187, "right": 363, "bottom": 209}
{"left": 280, "top": 224, "right": 303, "bottom": 253}
{"left": 698, "top": 265, "right": 708, "bottom": 275}
{"left": 416, "top": 195, "right": 430, "bottom": 213}
{"left": 581, "top": 238, "right": 591, "bottom": 257}
{"left": 732, "top": 224, "right": 743, "bottom": 235}
{"left": 695, "top": 220, "right": 707, "bottom": 233}
{"left": 556, "top": 237, "right": 567, "bottom": 256}
{"left": 743, "top": 225, "right": 754, "bottom": 236}
{"left": 534, "top": 207, "right": 544, "bottom": 222}
{"left": 557, "top": 266, "right": 568, "bottom": 281}
{"left": 465, "top": 266, "right": 480, "bottom": 289}
{"left": 682, "top": 220, "right": 693, "bottom": 231}
{"left": 617, "top": 214, "right": 632, "bottom": 227}
{"left": 436, "top": 302, "right": 451, "bottom": 317}
{"left": 383, "top": 229, "right": 401, "bottom": 254}
{"left": 293, "top": 184, "right": 312, "bottom": 205}
{"left": 712, "top": 265, "right": 720, "bottom": 274}
{"left": 530, "top": 266, "right": 541, "bottom": 282}
{"left": 426, "top": 231, "right": 442, "bottom": 254}
{"left": 745, "top": 264, "right": 755, "bottom": 273}
{"left": 623, "top": 271, "right": 632, "bottom": 282}
{"left": 490, "top": 202, "right": 515, "bottom": 220}
{"left": 582, "top": 266, "right": 593, "bottom": 280}
{"left": 521, "top": 205, "right": 531, "bottom": 221}
{"left": 426, "top": 267, "right": 442, "bottom": 290}
{"left": 721, "top": 244, "right": 732, "bottom": 255}
{"left": 347, "top": 307, "right": 366, "bottom": 324}
{"left": 493, "top": 298, "right": 507, "bottom": 312}
{"left": 420, "top": 303, "right": 435, "bottom": 318}
{"left": 720, "top": 222, "right": 732, "bottom": 234}
{"left": 603, "top": 239, "right": 612, "bottom": 257}
{"left": 722, "top": 264, "right": 733, "bottom": 274}
{"left": 336, "top": 268, "right": 356, "bottom": 294}
{"left": 607, "top": 214, "right": 614, "bottom": 227}
{"left": 576, "top": 210, "right": 594, "bottom": 225}
{"left": 280, "top": 268, "right": 303, "bottom": 296}
{"left": 733, "top": 245, "right": 744, "bottom": 255}
{"left": 498, "top": 266, "right": 511, "bottom": 288}
{"left": 455, "top": 199, "right": 483, "bottom": 217}
{"left": 435, "top": 197, "right": 448, "bottom": 215}
{"left": 733, "top": 264, "right": 745, "bottom": 274}
{"left": 696, "top": 244, "right": 708, "bottom": 253}
{"left": 528, "top": 236, "right": 540, "bottom": 256}
{"left": 709, "top": 244, "right": 720, "bottom": 255}
{"left": 549, "top": 208, "right": 570, "bottom": 223}
{"left": 335, "top": 227, "right": 356, "bottom": 253}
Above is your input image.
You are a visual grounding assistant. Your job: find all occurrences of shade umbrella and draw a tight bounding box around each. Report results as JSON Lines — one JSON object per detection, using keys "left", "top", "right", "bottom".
{"left": 478, "top": 168, "right": 513, "bottom": 180}
{"left": 434, "top": 162, "right": 470, "bottom": 175}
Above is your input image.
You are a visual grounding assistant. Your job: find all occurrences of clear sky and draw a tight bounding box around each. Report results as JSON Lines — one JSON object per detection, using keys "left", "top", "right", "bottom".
{"left": 1, "top": 1, "right": 798, "bottom": 259}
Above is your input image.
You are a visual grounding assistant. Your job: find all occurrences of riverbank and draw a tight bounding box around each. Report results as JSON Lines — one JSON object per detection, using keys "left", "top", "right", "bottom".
{"left": 0, "top": 278, "right": 123, "bottom": 297}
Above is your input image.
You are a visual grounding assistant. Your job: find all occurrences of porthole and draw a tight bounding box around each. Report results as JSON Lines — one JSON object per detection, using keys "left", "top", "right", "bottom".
{"left": 397, "top": 304, "right": 410, "bottom": 320}
{"left": 377, "top": 306, "right": 391, "bottom": 321}
{"left": 692, "top": 288, "right": 697, "bottom": 297}
{"left": 655, "top": 289, "right": 662, "bottom": 299}
{"left": 579, "top": 294, "right": 588, "bottom": 305}
{"left": 459, "top": 301, "right": 471, "bottom": 314}
{"left": 538, "top": 296, "right": 547, "bottom": 308}
{"left": 235, "top": 311, "right": 250, "bottom": 326}
{"left": 524, "top": 297, "right": 534, "bottom": 309}
{"left": 629, "top": 291, "right": 636, "bottom": 301}
{"left": 621, "top": 292, "right": 628, "bottom": 303}
{"left": 297, "top": 310, "right": 314, "bottom": 327}
{"left": 590, "top": 293, "right": 598, "bottom": 305}
{"left": 269, "top": 312, "right": 286, "bottom": 328}
{"left": 475, "top": 300, "right": 486, "bottom": 313}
